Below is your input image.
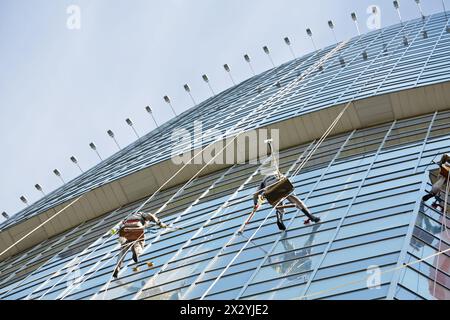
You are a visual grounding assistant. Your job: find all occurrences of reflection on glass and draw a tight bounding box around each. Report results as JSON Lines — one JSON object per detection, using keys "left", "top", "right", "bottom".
{"left": 261, "top": 227, "right": 321, "bottom": 298}
{"left": 408, "top": 207, "right": 450, "bottom": 300}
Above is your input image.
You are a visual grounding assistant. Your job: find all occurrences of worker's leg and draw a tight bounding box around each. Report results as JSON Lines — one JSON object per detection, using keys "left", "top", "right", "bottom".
{"left": 113, "top": 238, "right": 130, "bottom": 278}
{"left": 287, "top": 195, "right": 320, "bottom": 223}
{"left": 132, "top": 240, "right": 145, "bottom": 263}
{"left": 275, "top": 205, "right": 286, "bottom": 231}
{"left": 423, "top": 176, "right": 446, "bottom": 202}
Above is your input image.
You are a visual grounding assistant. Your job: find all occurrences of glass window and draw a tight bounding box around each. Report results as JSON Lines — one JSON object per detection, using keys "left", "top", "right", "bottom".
{"left": 305, "top": 264, "right": 395, "bottom": 300}
{"left": 322, "top": 237, "right": 404, "bottom": 268}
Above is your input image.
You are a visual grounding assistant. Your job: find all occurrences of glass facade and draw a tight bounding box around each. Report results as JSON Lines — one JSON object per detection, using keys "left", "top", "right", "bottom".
{"left": 1, "top": 12, "right": 450, "bottom": 300}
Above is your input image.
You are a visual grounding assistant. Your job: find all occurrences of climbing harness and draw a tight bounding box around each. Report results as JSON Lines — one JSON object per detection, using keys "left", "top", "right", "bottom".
{"left": 119, "top": 228, "right": 145, "bottom": 242}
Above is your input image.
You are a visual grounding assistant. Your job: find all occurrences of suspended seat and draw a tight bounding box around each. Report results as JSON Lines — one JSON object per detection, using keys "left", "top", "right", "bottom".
{"left": 119, "top": 227, "right": 145, "bottom": 242}
{"left": 264, "top": 177, "right": 294, "bottom": 206}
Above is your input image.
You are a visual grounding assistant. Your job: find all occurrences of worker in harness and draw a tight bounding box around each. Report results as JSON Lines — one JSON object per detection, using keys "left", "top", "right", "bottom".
{"left": 249, "top": 140, "right": 320, "bottom": 232}
{"left": 422, "top": 153, "right": 450, "bottom": 206}
{"left": 253, "top": 173, "right": 320, "bottom": 231}
{"left": 111, "top": 211, "right": 167, "bottom": 278}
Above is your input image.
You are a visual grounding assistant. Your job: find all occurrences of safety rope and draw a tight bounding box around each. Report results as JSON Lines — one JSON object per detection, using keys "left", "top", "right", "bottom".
{"left": 199, "top": 191, "right": 298, "bottom": 299}
{"left": 292, "top": 101, "right": 353, "bottom": 177}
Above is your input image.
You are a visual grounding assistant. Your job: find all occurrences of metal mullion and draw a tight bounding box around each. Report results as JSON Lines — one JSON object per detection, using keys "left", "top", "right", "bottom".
{"left": 234, "top": 131, "right": 355, "bottom": 299}
{"left": 299, "top": 121, "right": 396, "bottom": 299}
{"left": 414, "top": 111, "right": 438, "bottom": 173}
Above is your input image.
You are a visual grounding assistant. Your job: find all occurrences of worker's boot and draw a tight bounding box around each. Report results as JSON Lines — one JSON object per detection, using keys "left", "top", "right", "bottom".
{"left": 311, "top": 216, "right": 321, "bottom": 223}
{"left": 132, "top": 250, "right": 138, "bottom": 263}
{"left": 276, "top": 211, "right": 286, "bottom": 231}
{"left": 302, "top": 208, "right": 320, "bottom": 224}
{"left": 422, "top": 193, "right": 434, "bottom": 202}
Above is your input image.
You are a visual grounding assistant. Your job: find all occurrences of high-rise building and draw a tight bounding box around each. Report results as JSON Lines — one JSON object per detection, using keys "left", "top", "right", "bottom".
{"left": 1, "top": 11, "right": 450, "bottom": 300}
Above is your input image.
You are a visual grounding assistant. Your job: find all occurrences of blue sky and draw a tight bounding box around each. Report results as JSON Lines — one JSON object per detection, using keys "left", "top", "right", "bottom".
{"left": 0, "top": 0, "right": 447, "bottom": 218}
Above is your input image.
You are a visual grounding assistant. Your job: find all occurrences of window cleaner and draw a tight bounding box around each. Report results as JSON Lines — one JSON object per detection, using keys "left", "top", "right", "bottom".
{"left": 110, "top": 211, "right": 167, "bottom": 278}
{"left": 253, "top": 173, "right": 320, "bottom": 231}
{"left": 241, "top": 140, "right": 320, "bottom": 233}
{"left": 423, "top": 153, "right": 450, "bottom": 209}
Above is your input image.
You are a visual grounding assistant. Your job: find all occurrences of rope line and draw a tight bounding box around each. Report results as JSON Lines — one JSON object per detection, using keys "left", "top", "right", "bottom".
{"left": 292, "top": 102, "right": 353, "bottom": 177}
